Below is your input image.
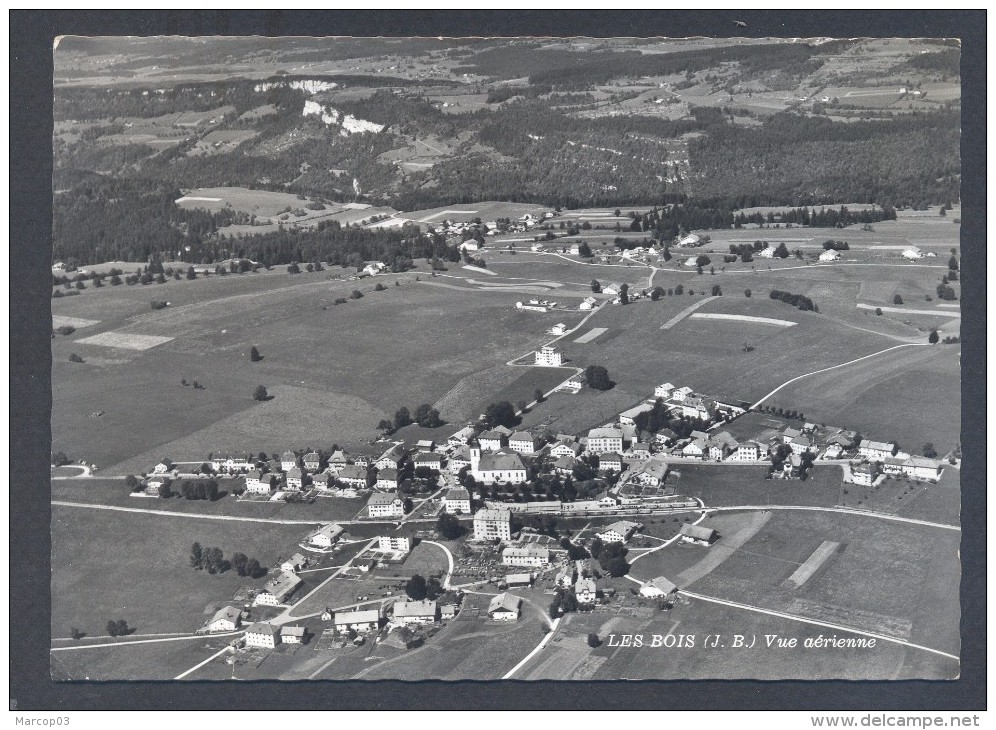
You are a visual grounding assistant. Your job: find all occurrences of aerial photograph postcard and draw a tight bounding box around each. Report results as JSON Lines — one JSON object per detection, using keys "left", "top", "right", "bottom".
{"left": 49, "top": 35, "right": 962, "bottom": 682}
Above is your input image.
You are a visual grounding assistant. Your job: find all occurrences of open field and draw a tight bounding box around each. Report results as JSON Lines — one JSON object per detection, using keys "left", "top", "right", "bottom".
{"left": 764, "top": 343, "right": 961, "bottom": 454}
{"left": 51, "top": 504, "right": 308, "bottom": 639}
{"left": 51, "top": 635, "right": 233, "bottom": 681}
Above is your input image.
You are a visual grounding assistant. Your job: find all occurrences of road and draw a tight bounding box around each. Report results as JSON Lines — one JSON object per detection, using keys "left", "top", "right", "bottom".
{"left": 660, "top": 296, "right": 719, "bottom": 330}
{"left": 701, "top": 504, "right": 959, "bottom": 531}
{"left": 749, "top": 343, "right": 929, "bottom": 409}
{"left": 51, "top": 500, "right": 326, "bottom": 525}
{"left": 421, "top": 540, "right": 456, "bottom": 588}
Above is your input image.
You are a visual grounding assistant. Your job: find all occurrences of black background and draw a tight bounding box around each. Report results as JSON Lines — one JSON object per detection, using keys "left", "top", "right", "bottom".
{"left": 10, "top": 9, "right": 986, "bottom": 711}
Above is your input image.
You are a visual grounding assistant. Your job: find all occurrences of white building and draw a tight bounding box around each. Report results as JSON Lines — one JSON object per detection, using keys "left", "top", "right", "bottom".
{"left": 579, "top": 296, "right": 598, "bottom": 310}
{"left": 253, "top": 570, "right": 303, "bottom": 607}
{"left": 367, "top": 493, "right": 405, "bottom": 519}
{"left": 639, "top": 576, "right": 678, "bottom": 599}
{"left": 393, "top": 600, "right": 438, "bottom": 626}
{"left": 473, "top": 508, "right": 512, "bottom": 541}
{"left": 550, "top": 323, "right": 567, "bottom": 335}
{"left": 280, "top": 451, "right": 298, "bottom": 472}
{"left": 502, "top": 545, "right": 550, "bottom": 567}
{"left": 671, "top": 386, "right": 694, "bottom": 402}
{"left": 901, "top": 456, "right": 943, "bottom": 482}
{"left": 654, "top": 382, "right": 675, "bottom": 399}
{"left": 859, "top": 439, "right": 897, "bottom": 462}
{"left": 586, "top": 427, "right": 624, "bottom": 454}
{"left": 280, "top": 626, "right": 307, "bottom": 645}
{"left": 488, "top": 592, "right": 522, "bottom": 622}
{"left": 206, "top": 605, "right": 243, "bottom": 633}
{"left": 378, "top": 535, "right": 412, "bottom": 553}
{"left": 244, "top": 622, "right": 280, "bottom": 649}
{"left": 596, "top": 520, "right": 642, "bottom": 544}
{"left": 281, "top": 553, "right": 308, "bottom": 573}
{"left": 508, "top": 431, "right": 538, "bottom": 454}
{"left": 448, "top": 426, "right": 476, "bottom": 447}
{"left": 819, "top": 250, "right": 841, "bottom": 262}
{"left": 470, "top": 448, "right": 528, "bottom": 485}
{"left": 442, "top": 487, "right": 472, "bottom": 515}
{"left": 310, "top": 523, "right": 344, "bottom": 548}
{"left": 574, "top": 578, "right": 597, "bottom": 604}
{"left": 535, "top": 346, "right": 564, "bottom": 367}
{"left": 333, "top": 609, "right": 380, "bottom": 633}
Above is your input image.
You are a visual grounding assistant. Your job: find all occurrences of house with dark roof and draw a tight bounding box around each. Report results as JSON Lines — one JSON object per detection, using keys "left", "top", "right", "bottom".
{"left": 376, "top": 468, "right": 399, "bottom": 491}
{"left": 442, "top": 487, "right": 471, "bottom": 515}
{"left": 280, "top": 451, "right": 298, "bottom": 471}
{"left": 206, "top": 605, "right": 243, "bottom": 633}
{"left": 253, "top": 570, "right": 303, "bottom": 607}
{"left": 679, "top": 524, "right": 718, "bottom": 546}
{"left": 488, "top": 592, "right": 522, "bottom": 621}
{"left": 303, "top": 452, "right": 322, "bottom": 473}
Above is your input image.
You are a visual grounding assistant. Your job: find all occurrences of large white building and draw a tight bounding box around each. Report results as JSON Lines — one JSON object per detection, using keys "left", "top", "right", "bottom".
{"left": 474, "top": 508, "right": 512, "bottom": 541}
{"left": 378, "top": 535, "right": 412, "bottom": 553}
{"left": 508, "top": 431, "right": 539, "bottom": 454}
{"left": 245, "top": 622, "right": 281, "bottom": 649}
{"left": 535, "top": 346, "right": 564, "bottom": 367}
{"left": 367, "top": 493, "right": 405, "bottom": 519}
{"left": 586, "top": 427, "right": 624, "bottom": 454}
{"left": 654, "top": 382, "right": 675, "bottom": 399}
{"left": 442, "top": 487, "right": 472, "bottom": 514}
{"left": 859, "top": 439, "right": 897, "bottom": 461}
{"left": 502, "top": 545, "right": 550, "bottom": 567}
{"left": 470, "top": 448, "right": 528, "bottom": 485}
{"left": 253, "top": 571, "right": 303, "bottom": 607}
{"left": 596, "top": 520, "right": 642, "bottom": 544}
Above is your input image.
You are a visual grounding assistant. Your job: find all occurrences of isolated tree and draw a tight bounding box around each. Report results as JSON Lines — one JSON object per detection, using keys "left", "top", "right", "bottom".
{"left": 114, "top": 620, "right": 130, "bottom": 636}
{"left": 70, "top": 627, "right": 85, "bottom": 640}
{"left": 578, "top": 242, "right": 593, "bottom": 258}
{"left": 253, "top": 385, "right": 269, "bottom": 401}
{"left": 405, "top": 574, "right": 429, "bottom": 601}
{"left": 922, "top": 443, "right": 938, "bottom": 458}
{"left": 377, "top": 419, "right": 394, "bottom": 433}
{"left": 584, "top": 365, "right": 612, "bottom": 391}
{"left": 124, "top": 474, "right": 140, "bottom": 491}
{"left": 186, "top": 266, "right": 197, "bottom": 280}
{"left": 619, "top": 283, "right": 629, "bottom": 305}
{"left": 590, "top": 279, "right": 601, "bottom": 293}
{"left": 534, "top": 388, "right": 546, "bottom": 403}
{"left": 774, "top": 242, "right": 790, "bottom": 259}
{"left": 350, "top": 290, "right": 364, "bottom": 300}
{"left": 893, "top": 294, "right": 903, "bottom": 305}
{"left": 587, "top": 633, "right": 602, "bottom": 648}
{"left": 231, "top": 552, "right": 249, "bottom": 577}
{"left": 928, "top": 329, "right": 939, "bottom": 344}
{"left": 250, "top": 346, "right": 263, "bottom": 362}
{"left": 744, "top": 289, "right": 752, "bottom": 297}
{"left": 106, "top": 620, "right": 120, "bottom": 637}
{"left": 394, "top": 407, "right": 413, "bottom": 430}
{"left": 948, "top": 255, "right": 958, "bottom": 271}
{"left": 287, "top": 262, "right": 300, "bottom": 274}
{"left": 484, "top": 400, "right": 517, "bottom": 429}
{"left": 190, "top": 542, "right": 203, "bottom": 570}
{"left": 68, "top": 353, "right": 84, "bottom": 363}
{"left": 875, "top": 308, "right": 883, "bottom": 315}
{"left": 650, "top": 286, "right": 663, "bottom": 301}
{"left": 711, "top": 285, "right": 722, "bottom": 296}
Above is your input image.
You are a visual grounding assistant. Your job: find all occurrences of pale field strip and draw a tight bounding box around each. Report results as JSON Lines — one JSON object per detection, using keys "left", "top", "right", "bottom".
{"left": 75, "top": 331, "right": 174, "bottom": 351}
{"left": 936, "top": 303, "right": 960, "bottom": 308}
{"left": 418, "top": 209, "right": 479, "bottom": 223}
{"left": 52, "top": 315, "right": 100, "bottom": 329}
{"left": 856, "top": 303, "right": 961, "bottom": 318}
{"left": 784, "top": 541, "right": 840, "bottom": 588}
{"left": 175, "top": 196, "right": 222, "bottom": 202}
{"left": 574, "top": 327, "right": 608, "bottom": 344}
{"left": 690, "top": 313, "right": 797, "bottom": 327}
{"left": 660, "top": 295, "right": 719, "bottom": 330}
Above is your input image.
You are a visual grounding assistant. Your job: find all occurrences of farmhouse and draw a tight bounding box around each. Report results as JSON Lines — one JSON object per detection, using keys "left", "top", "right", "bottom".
{"left": 448, "top": 426, "right": 476, "bottom": 447}
{"left": 473, "top": 508, "right": 512, "bottom": 541}
{"left": 508, "top": 431, "right": 539, "bottom": 454}
{"left": 677, "top": 233, "right": 701, "bottom": 247}
{"left": 851, "top": 462, "right": 879, "bottom": 487}
{"left": 334, "top": 609, "right": 381, "bottom": 633}
{"left": 312, "top": 472, "right": 333, "bottom": 491}
{"left": 535, "top": 346, "right": 564, "bottom": 367}
{"left": 599, "top": 453, "right": 625, "bottom": 472}
{"left": 367, "top": 493, "right": 405, "bottom": 519}
{"left": 303, "top": 452, "right": 321, "bottom": 473}
{"left": 393, "top": 600, "right": 439, "bottom": 626}
{"left": 819, "top": 250, "right": 842, "bottom": 262}
{"left": 442, "top": 487, "right": 472, "bottom": 515}
{"left": 337, "top": 464, "right": 370, "bottom": 488}
{"left": 488, "top": 593, "right": 522, "bottom": 622}
{"left": 375, "top": 468, "right": 399, "bottom": 491}
{"left": 756, "top": 246, "right": 775, "bottom": 259}
{"left": 587, "top": 427, "right": 624, "bottom": 454}
{"left": 281, "top": 553, "right": 308, "bottom": 573}
{"left": 639, "top": 576, "right": 678, "bottom": 599}
{"left": 902, "top": 456, "right": 943, "bottom": 482}
{"left": 449, "top": 446, "right": 472, "bottom": 474}
{"left": 555, "top": 564, "right": 576, "bottom": 588}
{"left": 575, "top": 578, "right": 598, "bottom": 604}
{"left": 671, "top": 386, "right": 694, "bottom": 402}
{"left": 596, "top": 520, "right": 642, "bottom": 544}
{"left": 280, "top": 626, "right": 308, "bottom": 645}
{"left": 679, "top": 524, "right": 718, "bottom": 546}
{"left": 558, "top": 378, "right": 584, "bottom": 394}
{"left": 553, "top": 455, "right": 577, "bottom": 476}
{"left": 253, "top": 570, "right": 303, "bottom": 607}
{"left": 505, "top": 573, "right": 533, "bottom": 588}
{"left": 152, "top": 459, "right": 173, "bottom": 475}
{"left": 680, "top": 396, "right": 715, "bottom": 421}
{"left": 285, "top": 467, "right": 304, "bottom": 490}
{"left": 788, "top": 435, "right": 816, "bottom": 456}
{"left": 829, "top": 431, "right": 859, "bottom": 450}
{"left": 206, "top": 605, "right": 243, "bottom": 633}
{"left": 502, "top": 545, "right": 550, "bottom": 567}
{"left": 310, "top": 523, "right": 344, "bottom": 548}
{"left": 376, "top": 444, "right": 408, "bottom": 471}
{"left": 471, "top": 448, "right": 528, "bottom": 485}
{"left": 729, "top": 441, "right": 762, "bottom": 461}
{"left": 551, "top": 439, "right": 582, "bottom": 458}
{"left": 280, "top": 451, "right": 298, "bottom": 471}
{"left": 212, "top": 455, "right": 252, "bottom": 474}
{"left": 550, "top": 323, "right": 568, "bottom": 336}
{"left": 859, "top": 439, "right": 897, "bottom": 461}
{"left": 246, "top": 472, "right": 277, "bottom": 494}
{"left": 378, "top": 535, "right": 412, "bottom": 553}
{"left": 627, "top": 459, "right": 668, "bottom": 487}
{"left": 619, "top": 402, "right": 655, "bottom": 427}
{"left": 478, "top": 429, "right": 508, "bottom": 451}
{"left": 413, "top": 452, "right": 443, "bottom": 471}
{"left": 707, "top": 431, "right": 740, "bottom": 461}
{"left": 353, "top": 455, "right": 371, "bottom": 468}
{"left": 902, "top": 247, "right": 924, "bottom": 260}
{"left": 654, "top": 382, "right": 675, "bottom": 399}
{"left": 681, "top": 438, "right": 707, "bottom": 459}
{"left": 363, "top": 262, "right": 387, "bottom": 275}
{"left": 244, "top": 622, "right": 281, "bottom": 649}
{"left": 579, "top": 296, "right": 598, "bottom": 310}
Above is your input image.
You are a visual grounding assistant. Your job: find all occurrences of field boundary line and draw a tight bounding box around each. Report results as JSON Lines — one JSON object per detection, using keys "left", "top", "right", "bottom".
{"left": 702, "top": 504, "right": 959, "bottom": 531}
{"left": 52, "top": 632, "right": 239, "bottom": 652}
{"left": 51, "top": 500, "right": 325, "bottom": 525}
{"left": 680, "top": 590, "right": 959, "bottom": 662}
{"left": 174, "top": 645, "right": 234, "bottom": 680}
{"left": 502, "top": 616, "right": 562, "bottom": 679}
{"left": 660, "top": 296, "right": 719, "bottom": 330}
{"left": 749, "top": 343, "right": 928, "bottom": 409}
